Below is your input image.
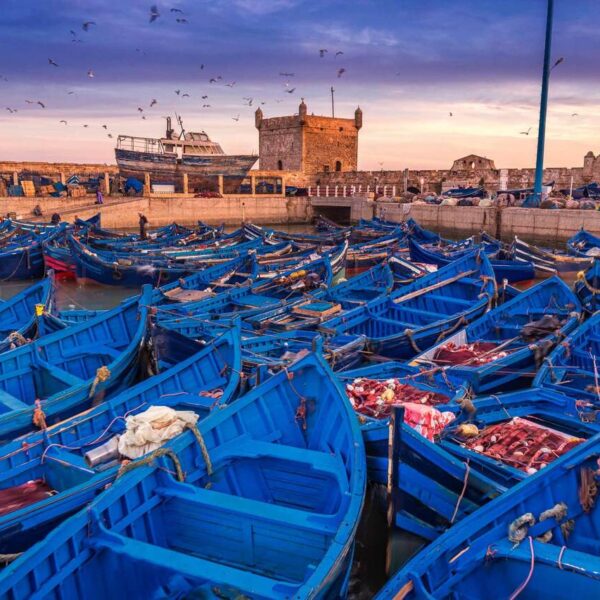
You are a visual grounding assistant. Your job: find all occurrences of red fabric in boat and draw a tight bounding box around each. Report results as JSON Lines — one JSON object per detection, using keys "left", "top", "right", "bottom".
{"left": 0, "top": 479, "right": 54, "bottom": 517}
{"left": 346, "top": 377, "right": 450, "bottom": 420}
{"left": 433, "top": 342, "right": 505, "bottom": 366}
{"left": 461, "top": 418, "right": 583, "bottom": 474}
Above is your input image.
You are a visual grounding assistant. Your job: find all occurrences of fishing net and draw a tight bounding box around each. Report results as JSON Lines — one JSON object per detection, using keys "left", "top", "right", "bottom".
{"left": 457, "top": 417, "right": 583, "bottom": 474}
{"left": 432, "top": 342, "right": 506, "bottom": 366}
{"left": 0, "top": 479, "right": 54, "bottom": 516}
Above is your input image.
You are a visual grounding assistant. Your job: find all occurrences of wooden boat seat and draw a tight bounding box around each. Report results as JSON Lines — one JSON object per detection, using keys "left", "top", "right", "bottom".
{"left": 0, "top": 389, "right": 28, "bottom": 412}
{"left": 395, "top": 306, "right": 443, "bottom": 321}
{"left": 425, "top": 294, "right": 472, "bottom": 308}
{"left": 92, "top": 529, "right": 302, "bottom": 596}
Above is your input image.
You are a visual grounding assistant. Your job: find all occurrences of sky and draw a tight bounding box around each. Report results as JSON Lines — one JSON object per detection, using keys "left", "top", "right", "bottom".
{"left": 1, "top": 0, "right": 599, "bottom": 170}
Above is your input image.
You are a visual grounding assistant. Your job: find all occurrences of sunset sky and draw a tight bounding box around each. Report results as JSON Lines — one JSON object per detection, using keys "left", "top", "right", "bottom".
{"left": 1, "top": 0, "right": 599, "bottom": 170}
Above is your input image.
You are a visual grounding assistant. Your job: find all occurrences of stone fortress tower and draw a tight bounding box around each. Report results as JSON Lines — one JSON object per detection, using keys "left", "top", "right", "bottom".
{"left": 255, "top": 99, "right": 362, "bottom": 175}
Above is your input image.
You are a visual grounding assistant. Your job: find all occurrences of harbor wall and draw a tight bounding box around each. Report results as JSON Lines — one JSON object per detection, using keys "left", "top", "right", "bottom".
{"left": 376, "top": 201, "right": 600, "bottom": 242}
{"left": 0, "top": 195, "right": 313, "bottom": 228}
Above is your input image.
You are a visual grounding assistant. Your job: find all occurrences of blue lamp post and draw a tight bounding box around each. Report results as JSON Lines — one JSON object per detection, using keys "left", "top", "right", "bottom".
{"left": 532, "top": 0, "right": 555, "bottom": 206}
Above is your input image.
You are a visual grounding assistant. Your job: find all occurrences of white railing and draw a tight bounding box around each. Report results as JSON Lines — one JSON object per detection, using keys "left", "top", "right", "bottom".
{"left": 307, "top": 184, "right": 398, "bottom": 198}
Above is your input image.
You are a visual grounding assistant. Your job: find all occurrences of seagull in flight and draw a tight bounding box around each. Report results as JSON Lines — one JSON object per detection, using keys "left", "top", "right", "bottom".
{"left": 67, "top": 90, "right": 76, "bottom": 95}
{"left": 150, "top": 99, "right": 157, "bottom": 107}
{"left": 149, "top": 5, "right": 160, "bottom": 23}
{"left": 201, "top": 95, "right": 208, "bottom": 99}
{"left": 170, "top": 8, "right": 184, "bottom": 12}
{"left": 571, "top": 113, "right": 579, "bottom": 117}
{"left": 319, "top": 49, "right": 328, "bottom": 57}
{"left": 6, "top": 107, "right": 17, "bottom": 113}
{"left": 48, "top": 58, "right": 59, "bottom": 67}
{"left": 520, "top": 127, "right": 532, "bottom": 135}
{"left": 102, "top": 124, "right": 108, "bottom": 129}
{"left": 285, "top": 87, "right": 296, "bottom": 93}
{"left": 202, "top": 104, "right": 211, "bottom": 108}
{"left": 36, "top": 101, "right": 46, "bottom": 108}
{"left": 108, "top": 133, "right": 113, "bottom": 138}
{"left": 232, "top": 114, "right": 240, "bottom": 122}
{"left": 82, "top": 21, "right": 96, "bottom": 31}
{"left": 176, "top": 18, "right": 188, "bottom": 24}
{"left": 182, "top": 93, "right": 190, "bottom": 97}
{"left": 337, "top": 68, "right": 346, "bottom": 78}
{"left": 279, "top": 72, "right": 295, "bottom": 77}
{"left": 449, "top": 112, "right": 453, "bottom": 117}
{"left": 87, "top": 69, "right": 95, "bottom": 78}
{"left": 59, "top": 120, "right": 68, "bottom": 125}
{"left": 225, "top": 81, "right": 236, "bottom": 87}
{"left": 137, "top": 107, "right": 144, "bottom": 112}
{"left": 335, "top": 51, "right": 343, "bottom": 57}
{"left": 175, "top": 89, "right": 181, "bottom": 95}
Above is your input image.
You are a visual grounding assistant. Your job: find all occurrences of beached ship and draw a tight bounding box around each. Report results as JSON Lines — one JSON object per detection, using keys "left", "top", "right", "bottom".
{"left": 115, "top": 116, "right": 257, "bottom": 191}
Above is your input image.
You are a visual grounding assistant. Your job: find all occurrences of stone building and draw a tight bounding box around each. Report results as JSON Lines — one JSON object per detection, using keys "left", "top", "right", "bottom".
{"left": 255, "top": 100, "right": 362, "bottom": 174}
{"left": 451, "top": 155, "right": 496, "bottom": 171}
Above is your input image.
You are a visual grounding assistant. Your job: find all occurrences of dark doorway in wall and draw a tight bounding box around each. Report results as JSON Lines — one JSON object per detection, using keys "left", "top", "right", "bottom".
{"left": 277, "top": 160, "right": 283, "bottom": 170}
{"left": 314, "top": 205, "right": 351, "bottom": 225}
{"left": 335, "top": 160, "right": 342, "bottom": 172}
{"left": 407, "top": 186, "right": 421, "bottom": 194}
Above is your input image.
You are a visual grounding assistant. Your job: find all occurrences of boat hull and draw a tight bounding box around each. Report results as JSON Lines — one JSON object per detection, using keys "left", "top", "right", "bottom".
{"left": 115, "top": 149, "right": 258, "bottom": 191}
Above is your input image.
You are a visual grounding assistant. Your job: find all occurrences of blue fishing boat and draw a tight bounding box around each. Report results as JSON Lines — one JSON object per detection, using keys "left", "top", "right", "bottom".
{"left": 411, "top": 277, "right": 581, "bottom": 393}
{"left": 0, "top": 226, "right": 65, "bottom": 280}
{"left": 320, "top": 251, "right": 496, "bottom": 359}
{"left": 247, "top": 262, "right": 394, "bottom": 332}
{"left": 0, "top": 352, "right": 366, "bottom": 599}
{"left": 567, "top": 228, "right": 600, "bottom": 257}
{"left": 534, "top": 308, "right": 600, "bottom": 402}
{"left": 0, "top": 286, "right": 151, "bottom": 441}
{"left": 408, "top": 236, "right": 535, "bottom": 283}
{"left": 574, "top": 256, "right": 600, "bottom": 314}
{"left": 389, "top": 254, "right": 433, "bottom": 286}
{"left": 0, "top": 275, "right": 54, "bottom": 353}
{"left": 513, "top": 235, "right": 591, "bottom": 275}
{"left": 0, "top": 322, "right": 240, "bottom": 553}
{"left": 377, "top": 432, "right": 600, "bottom": 599}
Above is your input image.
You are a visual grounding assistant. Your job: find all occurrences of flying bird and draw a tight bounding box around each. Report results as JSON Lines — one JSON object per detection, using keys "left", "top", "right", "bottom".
{"left": 182, "top": 93, "right": 190, "bottom": 97}
{"left": 66, "top": 90, "right": 76, "bottom": 95}
{"left": 149, "top": 5, "right": 160, "bottom": 23}
{"left": 337, "top": 68, "right": 346, "bottom": 78}
{"left": 209, "top": 78, "right": 218, "bottom": 83}
{"left": 37, "top": 101, "right": 46, "bottom": 108}
{"left": 449, "top": 112, "right": 453, "bottom": 117}
{"left": 319, "top": 49, "right": 328, "bottom": 57}
{"left": 279, "top": 72, "right": 295, "bottom": 77}
{"left": 82, "top": 21, "right": 96, "bottom": 31}
{"left": 201, "top": 95, "right": 208, "bottom": 99}
{"left": 176, "top": 18, "right": 188, "bottom": 24}
{"left": 285, "top": 87, "right": 296, "bottom": 93}
{"left": 175, "top": 89, "right": 181, "bottom": 95}
{"left": 142, "top": 115, "right": 147, "bottom": 119}
{"left": 520, "top": 127, "right": 532, "bottom": 135}
{"left": 551, "top": 57, "right": 564, "bottom": 70}
{"left": 170, "top": 8, "right": 183, "bottom": 12}
{"left": 6, "top": 107, "right": 17, "bottom": 113}
{"left": 232, "top": 114, "right": 240, "bottom": 122}
{"left": 225, "top": 81, "right": 236, "bottom": 87}
{"left": 83, "top": 124, "right": 88, "bottom": 128}
{"left": 202, "top": 104, "right": 211, "bottom": 107}
{"left": 137, "top": 107, "right": 144, "bottom": 112}
{"left": 102, "top": 124, "right": 108, "bottom": 129}
{"left": 59, "top": 120, "right": 68, "bottom": 125}
{"left": 70, "top": 30, "right": 77, "bottom": 37}
{"left": 48, "top": 58, "right": 59, "bottom": 67}
{"left": 571, "top": 113, "right": 579, "bottom": 117}
{"left": 87, "top": 69, "right": 95, "bottom": 78}
{"left": 150, "top": 99, "right": 157, "bottom": 107}
{"left": 335, "top": 51, "right": 343, "bottom": 57}
{"left": 107, "top": 133, "right": 113, "bottom": 138}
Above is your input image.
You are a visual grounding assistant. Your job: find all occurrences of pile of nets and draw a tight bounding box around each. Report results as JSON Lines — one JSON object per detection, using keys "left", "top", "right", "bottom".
{"left": 432, "top": 341, "right": 508, "bottom": 366}
{"left": 456, "top": 417, "right": 583, "bottom": 474}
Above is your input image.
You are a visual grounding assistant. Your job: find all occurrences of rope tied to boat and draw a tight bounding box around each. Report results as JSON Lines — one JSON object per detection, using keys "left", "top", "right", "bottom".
{"left": 536, "top": 502, "right": 568, "bottom": 543}
{"left": 449, "top": 460, "right": 470, "bottom": 524}
{"left": 185, "top": 422, "right": 213, "bottom": 478}
{"left": 508, "top": 536, "right": 535, "bottom": 600}
{"left": 32, "top": 399, "right": 47, "bottom": 430}
{"left": 0, "top": 553, "right": 22, "bottom": 565}
{"left": 579, "top": 466, "right": 598, "bottom": 513}
{"left": 404, "top": 328, "right": 421, "bottom": 354}
{"left": 116, "top": 446, "right": 185, "bottom": 482}
{"left": 8, "top": 331, "right": 28, "bottom": 349}
{"left": 577, "top": 270, "right": 600, "bottom": 295}
{"left": 284, "top": 368, "right": 308, "bottom": 431}
{"left": 88, "top": 365, "right": 111, "bottom": 399}
{"left": 434, "top": 315, "right": 467, "bottom": 345}
{"left": 508, "top": 512, "right": 535, "bottom": 545}
{"left": 479, "top": 274, "right": 498, "bottom": 302}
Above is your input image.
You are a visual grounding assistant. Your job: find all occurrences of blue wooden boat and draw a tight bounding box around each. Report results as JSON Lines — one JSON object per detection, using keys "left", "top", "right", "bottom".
{"left": 411, "top": 277, "right": 581, "bottom": 393}
{"left": 0, "top": 275, "right": 54, "bottom": 354}
{"left": 389, "top": 254, "right": 433, "bottom": 286}
{"left": 0, "top": 226, "right": 65, "bottom": 280}
{"left": 567, "top": 228, "right": 600, "bottom": 257}
{"left": 320, "top": 251, "right": 496, "bottom": 359}
{"left": 247, "top": 262, "right": 394, "bottom": 332}
{"left": 534, "top": 308, "right": 600, "bottom": 402}
{"left": 244, "top": 221, "right": 351, "bottom": 246}
{"left": 513, "top": 235, "right": 591, "bottom": 275}
{"left": 376, "top": 431, "right": 600, "bottom": 599}
{"left": 0, "top": 321, "right": 240, "bottom": 554}
{"left": 409, "top": 236, "right": 535, "bottom": 283}
{"left": 574, "top": 256, "right": 600, "bottom": 314}
{"left": 0, "top": 352, "right": 366, "bottom": 599}
{"left": 0, "top": 286, "right": 152, "bottom": 441}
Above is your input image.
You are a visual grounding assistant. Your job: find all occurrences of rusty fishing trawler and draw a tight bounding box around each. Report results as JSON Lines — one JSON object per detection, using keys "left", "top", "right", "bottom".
{"left": 115, "top": 116, "right": 257, "bottom": 191}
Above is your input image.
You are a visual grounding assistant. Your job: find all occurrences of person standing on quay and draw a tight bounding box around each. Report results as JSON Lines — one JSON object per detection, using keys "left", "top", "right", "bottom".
{"left": 139, "top": 213, "right": 148, "bottom": 240}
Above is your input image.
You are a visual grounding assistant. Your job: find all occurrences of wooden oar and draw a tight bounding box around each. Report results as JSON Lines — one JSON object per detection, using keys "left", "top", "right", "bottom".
{"left": 392, "top": 269, "right": 477, "bottom": 304}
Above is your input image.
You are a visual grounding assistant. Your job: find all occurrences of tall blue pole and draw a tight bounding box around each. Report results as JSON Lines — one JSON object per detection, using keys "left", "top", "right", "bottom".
{"left": 533, "top": 0, "right": 555, "bottom": 203}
